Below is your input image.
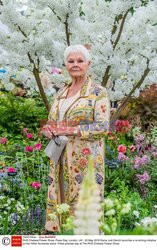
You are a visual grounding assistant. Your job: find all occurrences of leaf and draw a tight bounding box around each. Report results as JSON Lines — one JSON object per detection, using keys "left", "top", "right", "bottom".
{"left": 2, "top": 215, "right": 9, "bottom": 235}
{"left": 27, "top": 177, "right": 34, "bottom": 185}
{"left": 10, "top": 221, "right": 22, "bottom": 235}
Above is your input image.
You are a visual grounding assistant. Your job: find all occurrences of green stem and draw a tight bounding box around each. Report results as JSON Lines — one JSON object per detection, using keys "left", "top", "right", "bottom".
{"left": 117, "top": 214, "right": 122, "bottom": 235}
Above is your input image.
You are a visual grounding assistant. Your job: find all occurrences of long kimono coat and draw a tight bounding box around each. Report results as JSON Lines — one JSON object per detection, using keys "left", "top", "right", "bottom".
{"left": 45, "top": 75, "right": 110, "bottom": 233}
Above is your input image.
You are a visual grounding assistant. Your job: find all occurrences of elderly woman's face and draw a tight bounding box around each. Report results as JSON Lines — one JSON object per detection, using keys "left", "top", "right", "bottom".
{"left": 66, "top": 52, "right": 90, "bottom": 78}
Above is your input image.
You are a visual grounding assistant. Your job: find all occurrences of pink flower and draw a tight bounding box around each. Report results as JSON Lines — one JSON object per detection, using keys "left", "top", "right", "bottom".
{"left": 30, "top": 182, "right": 41, "bottom": 189}
{"left": 81, "top": 147, "right": 91, "bottom": 155}
{"left": 6, "top": 167, "right": 16, "bottom": 173}
{"left": 51, "top": 66, "right": 61, "bottom": 74}
{"left": 118, "top": 152, "right": 129, "bottom": 161}
{"left": 25, "top": 146, "right": 33, "bottom": 152}
{"left": 26, "top": 133, "right": 33, "bottom": 139}
{"left": 34, "top": 143, "right": 42, "bottom": 151}
{"left": 117, "top": 145, "right": 126, "bottom": 153}
{"left": 22, "top": 128, "right": 29, "bottom": 134}
{"left": 152, "top": 151, "right": 157, "bottom": 158}
{"left": 136, "top": 171, "right": 150, "bottom": 185}
{"left": 0, "top": 137, "right": 7, "bottom": 144}
{"left": 129, "top": 145, "right": 136, "bottom": 152}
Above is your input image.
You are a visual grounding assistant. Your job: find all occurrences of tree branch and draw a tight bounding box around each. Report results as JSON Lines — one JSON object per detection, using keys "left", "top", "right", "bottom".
{"left": 16, "top": 26, "right": 50, "bottom": 112}
{"left": 48, "top": 5, "right": 71, "bottom": 47}
{"left": 102, "top": 10, "right": 130, "bottom": 87}
{"left": 111, "top": 13, "right": 123, "bottom": 45}
{"left": 33, "top": 67, "right": 50, "bottom": 112}
{"left": 48, "top": 4, "right": 71, "bottom": 46}
{"left": 111, "top": 58, "right": 150, "bottom": 121}
{"left": 64, "top": 13, "right": 70, "bottom": 46}
{"left": 48, "top": 5, "right": 62, "bottom": 22}
{"left": 27, "top": 52, "right": 50, "bottom": 111}
{"left": 102, "top": 65, "right": 111, "bottom": 87}
{"left": 17, "top": 25, "right": 27, "bottom": 37}
{"left": 35, "top": 51, "right": 40, "bottom": 68}
{"left": 113, "top": 10, "right": 129, "bottom": 50}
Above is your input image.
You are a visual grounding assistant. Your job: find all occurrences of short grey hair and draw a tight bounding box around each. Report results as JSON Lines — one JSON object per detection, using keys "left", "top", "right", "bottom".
{"left": 64, "top": 44, "right": 91, "bottom": 65}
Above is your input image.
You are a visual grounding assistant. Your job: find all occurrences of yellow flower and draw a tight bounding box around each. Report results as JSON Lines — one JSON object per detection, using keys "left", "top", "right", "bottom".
{"left": 96, "top": 155, "right": 103, "bottom": 164}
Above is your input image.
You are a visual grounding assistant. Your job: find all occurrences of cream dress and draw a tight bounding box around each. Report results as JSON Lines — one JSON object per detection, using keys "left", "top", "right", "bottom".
{"left": 58, "top": 90, "right": 81, "bottom": 121}
{"left": 45, "top": 76, "right": 110, "bottom": 233}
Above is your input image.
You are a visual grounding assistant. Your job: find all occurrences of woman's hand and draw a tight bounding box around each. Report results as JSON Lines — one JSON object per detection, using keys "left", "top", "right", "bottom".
{"left": 41, "top": 125, "right": 55, "bottom": 139}
{"left": 53, "top": 126, "right": 81, "bottom": 136}
{"left": 42, "top": 124, "right": 81, "bottom": 137}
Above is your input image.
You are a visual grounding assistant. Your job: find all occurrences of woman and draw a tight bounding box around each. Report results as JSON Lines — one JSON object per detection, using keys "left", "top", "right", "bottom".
{"left": 43, "top": 44, "right": 110, "bottom": 234}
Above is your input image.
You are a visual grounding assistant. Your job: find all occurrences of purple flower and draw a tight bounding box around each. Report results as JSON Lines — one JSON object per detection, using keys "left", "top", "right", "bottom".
{"left": 134, "top": 156, "right": 141, "bottom": 169}
{"left": 134, "top": 134, "right": 145, "bottom": 144}
{"left": 135, "top": 143, "right": 142, "bottom": 152}
{"left": 152, "top": 151, "right": 157, "bottom": 158}
{"left": 133, "top": 155, "right": 149, "bottom": 169}
{"left": 118, "top": 152, "right": 129, "bottom": 161}
{"left": 140, "top": 155, "right": 149, "bottom": 165}
{"left": 136, "top": 171, "right": 150, "bottom": 184}
{"left": 150, "top": 146, "right": 157, "bottom": 158}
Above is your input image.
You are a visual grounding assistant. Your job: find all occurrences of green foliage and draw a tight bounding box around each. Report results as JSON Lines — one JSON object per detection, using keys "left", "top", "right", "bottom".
{"left": 0, "top": 196, "right": 28, "bottom": 234}
{"left": 0, "top": 87, "right": 157, "bottom": 235}
{"left": 0, "top": 91, "right": 47, "bottom": 135}
{"left": 105, "top": 179, "right": 150, "bottom": 229}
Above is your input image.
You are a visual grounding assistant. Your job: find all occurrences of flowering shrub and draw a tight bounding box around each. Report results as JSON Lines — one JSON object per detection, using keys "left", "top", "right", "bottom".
{"left": 0, "top": 196, "right": 27, "bottom": 234}
{"left": 0, "top": 118, "right": 157, "bottom": 234}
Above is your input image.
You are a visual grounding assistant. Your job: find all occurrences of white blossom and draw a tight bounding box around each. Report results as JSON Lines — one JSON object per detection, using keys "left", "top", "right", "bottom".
{"left": 105, "top": 209, "right": 116, "bottom": 216}
{"left": 0, "top": 0, "right": 156, "bottom": 100}
{"left": 103, "top": 198, "right": 114, "bottom": 209}
{"left": 140, "top": 217, "right": 157, "bottom": 227}
{"left": 133, "top": 210, "right": 140, "bottom": 218}
{"left": 121, "top": 202, "right": 131, "bottom": 215}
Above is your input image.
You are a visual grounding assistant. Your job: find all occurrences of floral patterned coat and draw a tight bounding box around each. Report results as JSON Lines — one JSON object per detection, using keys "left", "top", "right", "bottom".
{"left": 45, "top": 75, "right": 110, "bottom": 232}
